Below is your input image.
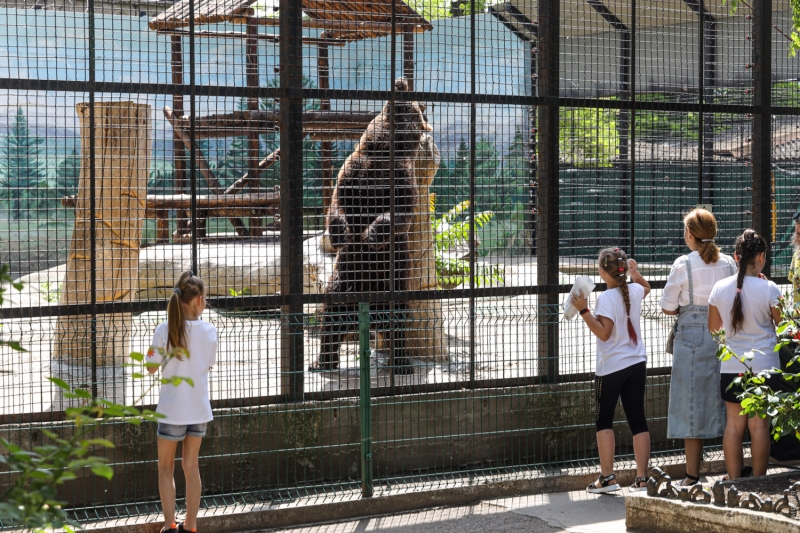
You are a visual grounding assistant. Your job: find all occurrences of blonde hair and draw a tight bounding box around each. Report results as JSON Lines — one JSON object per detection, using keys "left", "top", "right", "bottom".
{"left": 683, "top": 208, "right": 720, "bottom": 264}
{"left": 167, "top": 270, "right": 205, "bottom": 357}
{"left": 598, "top": 247, "right": 638, "bottom": 345}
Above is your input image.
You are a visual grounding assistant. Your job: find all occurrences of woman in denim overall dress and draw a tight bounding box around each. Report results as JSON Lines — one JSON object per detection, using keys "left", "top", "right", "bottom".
{"left": 660, "top": 209, "right": 735, "bottom": 487}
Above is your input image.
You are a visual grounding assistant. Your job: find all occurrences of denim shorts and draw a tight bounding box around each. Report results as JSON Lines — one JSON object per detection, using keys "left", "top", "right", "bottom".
{"left": 157, "top": 422, "right": 208, "bottom": 441}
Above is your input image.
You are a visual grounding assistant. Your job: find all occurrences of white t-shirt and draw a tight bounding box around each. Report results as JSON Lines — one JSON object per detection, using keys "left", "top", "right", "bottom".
{"left": 659, "top": 252, "right": 736, "bottom": 310}
{"left": 707, "top": 276, "right": 780, "bottom": 374}
{"left": 147, "top": 320, "right": 218, "bottom": 425}
{"left": 594, "top": 282, "right": 647, "bottom": 376}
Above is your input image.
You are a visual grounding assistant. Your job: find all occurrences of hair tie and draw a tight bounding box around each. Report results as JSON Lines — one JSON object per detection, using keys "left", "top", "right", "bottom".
{"left": 701, "top": 239, "right": 714, "bottom": 243}
{"left": 188, "top": 270, "right": 194, "bottom": 277}
{"left": 736, "top": 288, "right": 741, "bottom": 293}
{"left": 615, "top": 248, "right": 620, "bottom": 252}
{"left": 174, "top": 287, "right": 182, "bottom": 296}
{"left": 618, "top": 267, "right": 624, "bottom": 272}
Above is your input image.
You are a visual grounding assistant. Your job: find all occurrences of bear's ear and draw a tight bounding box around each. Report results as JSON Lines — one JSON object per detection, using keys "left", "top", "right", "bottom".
{"left": 394, "top": 77, "right": 409, "bottom": 91}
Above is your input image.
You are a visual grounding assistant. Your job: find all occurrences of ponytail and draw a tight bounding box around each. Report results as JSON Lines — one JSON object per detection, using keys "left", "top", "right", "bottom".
{"left": 166, "top": 270, "right": 205, "bottom": 358}
{"left": 684, "top": 208, "right": 720, "bottom": 264}
{"left": 598, "top": 247, "right": 638, "bottom": 345}
{"left": 730, "top": 229, "right": 767, "bottom": 334}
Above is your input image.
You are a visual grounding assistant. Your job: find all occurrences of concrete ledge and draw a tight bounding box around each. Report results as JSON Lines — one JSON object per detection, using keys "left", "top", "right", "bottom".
{"left": 625, "top": 491, "right": 799, "bottom": 533}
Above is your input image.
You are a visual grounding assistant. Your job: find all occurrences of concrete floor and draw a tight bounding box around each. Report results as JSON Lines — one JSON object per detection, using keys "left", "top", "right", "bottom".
{"left": 253, "top": 489, "right": 638, "bottom": 533}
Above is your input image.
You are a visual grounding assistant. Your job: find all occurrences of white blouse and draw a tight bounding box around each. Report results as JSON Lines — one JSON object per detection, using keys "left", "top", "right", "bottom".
{"left": 659, "top": 251, "right": 736, "bottom": 310}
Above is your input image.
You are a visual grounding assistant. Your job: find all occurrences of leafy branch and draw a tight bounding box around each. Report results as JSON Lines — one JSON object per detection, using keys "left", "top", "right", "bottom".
{"left": 432, "top": 198, "right": 505, "bottom": 289}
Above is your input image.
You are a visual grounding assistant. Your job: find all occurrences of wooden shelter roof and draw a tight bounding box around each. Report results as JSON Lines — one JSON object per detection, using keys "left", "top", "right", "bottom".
{"left": 149, "top": 0, "right": 433, "bottom": 40}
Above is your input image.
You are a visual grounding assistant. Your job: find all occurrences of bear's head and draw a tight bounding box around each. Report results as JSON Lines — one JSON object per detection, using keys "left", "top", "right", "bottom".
{"left": 358, "top": 77, "right": 432, "bottom": 160}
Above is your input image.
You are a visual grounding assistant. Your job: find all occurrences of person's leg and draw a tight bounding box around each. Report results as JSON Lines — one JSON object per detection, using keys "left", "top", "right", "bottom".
{"left": 181, "top": 436, "right": 203, "bottom": 531}
{"left": 157, "top": 437, "right": 180, "bottom": 529}
{"left": 683, "top": 438, "right": 703, "bottom": 484}
{"left": 593, "top": 370, "right": 624, "bottom": 486}
{"left": 723, "top": 402, "right": 747, "bottom": 479}
{"left": 619, "top": 362, "right": 650, "bottom": 481}
{"left": 746, "top": 415, "right": 771, "bottom": 477}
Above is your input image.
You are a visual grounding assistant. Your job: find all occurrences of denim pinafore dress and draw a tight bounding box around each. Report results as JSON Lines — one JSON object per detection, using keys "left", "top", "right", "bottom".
{"left": 666, "top": 258, "right": 729, "bottom": 439}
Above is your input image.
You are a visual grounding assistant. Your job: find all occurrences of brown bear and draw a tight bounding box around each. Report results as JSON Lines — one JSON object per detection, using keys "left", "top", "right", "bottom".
{"left": 311, "top": 77, "right": 433, "bottom": 374}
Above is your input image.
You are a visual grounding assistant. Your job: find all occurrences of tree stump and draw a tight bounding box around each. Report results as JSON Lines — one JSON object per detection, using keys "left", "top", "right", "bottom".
{"left": 404, "top": 133, "right": 447, "bottom": 361}
{"left": 53, "top": 102, "right": 151, "bottom": 401}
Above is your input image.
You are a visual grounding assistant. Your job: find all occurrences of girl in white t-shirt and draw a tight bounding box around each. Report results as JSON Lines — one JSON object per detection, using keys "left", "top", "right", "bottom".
{"left": 708, "top": 230, "right": 780, "bottom": 481}
{"left": 146, "top": 271, "right": 217, "bottom": 533}
{"left": 571, "top": 247, "right": 651, "bottom": 494}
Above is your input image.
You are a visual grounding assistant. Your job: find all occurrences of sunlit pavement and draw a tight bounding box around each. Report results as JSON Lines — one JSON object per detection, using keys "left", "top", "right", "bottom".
{"left": 254, "top": 489, "right": 641, "bottom": 533}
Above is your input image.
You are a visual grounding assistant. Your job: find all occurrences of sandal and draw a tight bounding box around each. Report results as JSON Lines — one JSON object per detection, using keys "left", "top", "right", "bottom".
{"left": 629, "top": 476, "right": 648, "bottom": 492}
{"left": 160, "top": 524, "right": 179, "bottom": 533}
{"left": 178, "top": 525, "right": 197, "bottom": 533}
{"left": 587, "top": 473, "right": 620, "bottom": 494}
{"left": 679, "top": 473, "right": 700, "bottom": 487}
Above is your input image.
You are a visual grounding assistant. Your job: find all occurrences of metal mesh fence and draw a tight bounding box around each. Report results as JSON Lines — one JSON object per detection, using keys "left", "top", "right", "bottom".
{"left": 0, "top": 0, "right": 798, "bottom": 524}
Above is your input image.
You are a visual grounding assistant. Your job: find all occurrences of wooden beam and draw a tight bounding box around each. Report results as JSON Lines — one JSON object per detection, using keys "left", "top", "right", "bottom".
{"left": 156, "top": 28, "right": 348, "bottom": 46}
{"left": 241, "top": 17, "right": 427, "bottom": 34}
{"left": 62, "top": 193, "right": 280, "bottom": 211}
{"left": 166, "top": 109, "right": 376, "bottom": 138}
{"left": 247, "top": 16, "right": 262, "bottom": 236}
{"left": 225, "top": 149, "right": 281, "bottom": 194}
{"left": 163, "top": 107, "right": 226, "bottom": 194}
{"left": 170, "top": 35, "right": 188, "bottom": 234}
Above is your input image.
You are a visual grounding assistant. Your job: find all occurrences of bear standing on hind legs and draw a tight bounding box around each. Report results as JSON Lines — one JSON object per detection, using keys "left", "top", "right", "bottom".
{"left": 311, "top": 78, "right": 433, "bottom": 374}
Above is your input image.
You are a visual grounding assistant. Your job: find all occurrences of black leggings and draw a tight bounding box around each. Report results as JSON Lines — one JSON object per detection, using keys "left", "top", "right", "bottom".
{"left": 594, "top": 361, "right": 649, "bottom": 435}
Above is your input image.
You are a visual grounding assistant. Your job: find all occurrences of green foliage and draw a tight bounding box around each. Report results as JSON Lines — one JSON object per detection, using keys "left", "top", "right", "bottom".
{"left": 39, "top": 281, "right": 62, "bottom": 304}
{"left": 406, "top": 0, "right": 487, "bottom": 19}
{"left": 714, "top": 294, "right": 800, "bottom": 443}
{"left": 559, "top": 107, "right": 619, "bottom": 167}
{"left": 432, "top": 199, "right": 505, "bottom": 289}
{"left": 0, "top": 107, "right": 48, "bottom": 219}
{"left": 724, "top": 0, "right": 800, "bottom": 56}
{"left": 0, "top": 263, "right": 193, "bottom": 531}
{"left": 0, "top": 264, "right": 25, "bottom": 353}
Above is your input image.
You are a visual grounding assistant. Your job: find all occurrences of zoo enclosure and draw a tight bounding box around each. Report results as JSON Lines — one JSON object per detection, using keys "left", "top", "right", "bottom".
{"left": 0, "top": 0, "right": 798, "bottom": 522}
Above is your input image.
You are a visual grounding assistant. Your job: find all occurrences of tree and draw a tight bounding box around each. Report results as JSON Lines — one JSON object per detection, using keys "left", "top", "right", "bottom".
{"left": 215, "top": 99, "right": 253, "bottom": 188}
{"left": 726, "top": 0, "right": 800, "bottom": 56}
{"left": 406, "top": 0, "right": 487, "bottom": 19}
{"left": 559, "top": 107, "right": 618, "bottom": 168}
{"left": 0, "top": 107, "right": 47, "bottom": 219}
{"left": 54, "top": 148, "right": 81, "bottom": 198}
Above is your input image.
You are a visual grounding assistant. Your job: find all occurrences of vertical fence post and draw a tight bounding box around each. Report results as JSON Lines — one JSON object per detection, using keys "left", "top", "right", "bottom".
{"left": 280, "top": 0, "right": 304, "bottom": 400}
{"left": 536, "top": 0, "right": 559, "bottom": 381}
{"left": 752, "top": 0, "right": 772, "bottom": 275}
{"left": 359, "top": 302, "right": 373, "bottom": 498}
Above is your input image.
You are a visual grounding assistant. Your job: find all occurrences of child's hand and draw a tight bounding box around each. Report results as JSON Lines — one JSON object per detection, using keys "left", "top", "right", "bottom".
{"left": 627, "top": 259, "right": 638, "bottom": 274}
{"left": 570, "top": 291, "right": 588, "bottom": 312}
{"left": 758, "top": 273, "right": 768, "bottom": 280}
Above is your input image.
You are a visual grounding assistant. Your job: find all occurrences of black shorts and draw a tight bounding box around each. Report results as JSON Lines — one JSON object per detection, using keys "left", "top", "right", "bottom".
{"left": 720, "top": 372, "right": 779, "bottom": 404}
{"left": 719, "top": 373, "right": 745, "bottom": 404}
{"left": 594, "top": 361, "right": 649, "bottom": 435}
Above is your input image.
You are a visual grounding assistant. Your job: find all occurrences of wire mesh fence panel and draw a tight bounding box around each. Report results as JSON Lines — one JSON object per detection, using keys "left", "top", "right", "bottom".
{"left": 0, "top": 0, "right": 799, "bottom": 525}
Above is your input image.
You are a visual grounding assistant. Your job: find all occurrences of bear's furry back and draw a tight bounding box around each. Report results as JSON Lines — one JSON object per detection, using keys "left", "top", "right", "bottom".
{"left": 323, "top": 79, "right": 429, "bottom": 309}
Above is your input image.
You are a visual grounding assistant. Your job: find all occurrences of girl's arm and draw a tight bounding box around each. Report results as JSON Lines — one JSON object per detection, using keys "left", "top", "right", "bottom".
{"left": 627, "top": 259, "right": 650, "bottom": 297}
{"left": 570, "top": 292, "right": 615, "bottom": 341}
{"left": 708, "top": 304, "right": 723, "bottom": 332}
{"left": 771, "top": 306, "right": 781, "bottom": 326}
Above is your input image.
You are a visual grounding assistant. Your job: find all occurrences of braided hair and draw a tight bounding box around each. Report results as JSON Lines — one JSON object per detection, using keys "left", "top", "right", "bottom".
{"left": 598, "top": 247, "right": 638, "bottom": 345}
{"left": 730, "top": 229, "right": 767, "bottom": 334}
{"left": 684, "top": 208, "right": 720, "bottom": 264}
{"left": 167, "top": 270, "right": 205, "bottom": 358}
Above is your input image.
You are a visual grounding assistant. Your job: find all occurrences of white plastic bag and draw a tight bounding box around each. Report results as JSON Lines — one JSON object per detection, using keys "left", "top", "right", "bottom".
{"left": 563, "top": 276, "right": 596, "bottom": 321}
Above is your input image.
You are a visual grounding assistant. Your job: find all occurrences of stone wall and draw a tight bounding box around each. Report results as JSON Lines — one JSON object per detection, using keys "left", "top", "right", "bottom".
{"left": 0, "top": 377, "right": 672, "bottom": 508}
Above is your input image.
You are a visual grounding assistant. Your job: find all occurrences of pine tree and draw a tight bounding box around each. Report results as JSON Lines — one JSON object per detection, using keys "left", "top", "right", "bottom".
{"left": 0, "top": 107, "right": 46, "bottom": 219}
{"left": 216, "top": 98, "right": 251, "bottom": 187}
{"left": 54, "top": 148, "right": 81, "bottom": 198}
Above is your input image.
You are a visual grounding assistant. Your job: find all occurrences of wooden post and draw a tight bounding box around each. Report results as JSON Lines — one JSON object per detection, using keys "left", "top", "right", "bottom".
{"left": 318, "top": 40, "right": 333, "bottom": 219}
{"left": 53, "top": 102, "right": 151, "bottom": 399}
{"left": 171, "top": 35, "right": 187, "bottom": 238}
{"left": 403, "top": 25, "right": 414, "bottom": 90}
{"left": 405, "top": 134, "right": 447, "bottom": 361}
{"left": 246, "top": 14, "right": 261, "bottom": 236}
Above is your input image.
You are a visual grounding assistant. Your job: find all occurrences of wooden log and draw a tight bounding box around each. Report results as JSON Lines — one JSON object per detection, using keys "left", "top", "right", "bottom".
{"left": 55, "top": 101, "right": 151, "bottom": 373}
{"left": 225, "top": 149, "right": 280, "bottom": 194}
{"left": 246, "top": 14, "right": 262, "bottom": 235}
{"left": 62, "top": 193, "right": 280, "bottom": 210}
{"left": 406, "top": 134, "right": 447, "bottom": 361}
{"left": 164, "top": 106, "right": 248, "bottom": 234}
{"left": 318, "top": 40, "right": 333, "bottom": 218}
{"left": 165, "top": 109, "right": 375, "bottom": 138}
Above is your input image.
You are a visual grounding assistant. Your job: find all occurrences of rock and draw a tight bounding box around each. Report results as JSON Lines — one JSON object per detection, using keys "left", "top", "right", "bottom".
{"left": 11, "top": 238, "right": 335, "bottom": 306}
